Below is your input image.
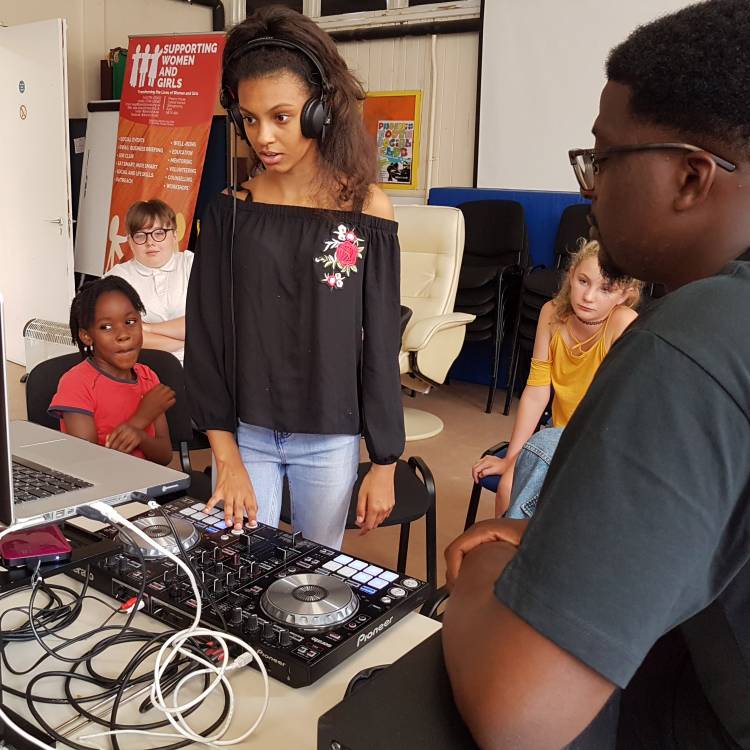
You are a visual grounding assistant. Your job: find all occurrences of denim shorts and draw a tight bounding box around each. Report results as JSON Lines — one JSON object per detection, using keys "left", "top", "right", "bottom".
{"left": 505, "top": 427, "right": 564, "bottom": 519}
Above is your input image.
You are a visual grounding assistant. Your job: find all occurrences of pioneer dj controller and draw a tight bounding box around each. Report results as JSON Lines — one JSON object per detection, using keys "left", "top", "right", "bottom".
{"left": 65, "top": 496, "right": 430, "bottom": 687}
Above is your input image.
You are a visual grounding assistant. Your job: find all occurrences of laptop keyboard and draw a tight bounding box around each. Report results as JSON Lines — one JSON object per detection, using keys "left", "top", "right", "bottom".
{"left": 12, "top": 459, "right": 93, "bottom": 503}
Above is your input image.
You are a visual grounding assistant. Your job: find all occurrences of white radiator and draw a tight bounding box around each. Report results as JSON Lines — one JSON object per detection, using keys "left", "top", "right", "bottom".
{"left": 23, "top": 319, "right": 77, "bottom": 374}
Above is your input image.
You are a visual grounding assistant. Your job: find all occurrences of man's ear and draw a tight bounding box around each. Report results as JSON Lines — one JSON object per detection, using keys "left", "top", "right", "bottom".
{"left": 674, "top": 152, "right": 717, "bottom": 212}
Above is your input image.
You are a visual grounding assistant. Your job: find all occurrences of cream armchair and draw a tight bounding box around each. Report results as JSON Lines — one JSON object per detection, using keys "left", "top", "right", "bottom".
{"left": 396, "top": 204, "right": 475, "bottom": 439}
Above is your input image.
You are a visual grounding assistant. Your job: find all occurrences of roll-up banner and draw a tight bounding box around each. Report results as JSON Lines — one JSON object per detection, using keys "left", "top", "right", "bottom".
{"left": 104, "top": 33, "right": 225, "bottom": 273}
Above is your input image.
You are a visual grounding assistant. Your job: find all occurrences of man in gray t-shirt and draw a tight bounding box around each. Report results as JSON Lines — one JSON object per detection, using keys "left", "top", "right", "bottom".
{"left": 443, "top": 2, "right": 750, "bottom": 748}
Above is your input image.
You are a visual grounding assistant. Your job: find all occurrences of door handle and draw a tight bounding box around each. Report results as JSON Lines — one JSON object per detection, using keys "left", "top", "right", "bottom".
{"left": 44, "top": 217, "right": 65, "bottom": 235}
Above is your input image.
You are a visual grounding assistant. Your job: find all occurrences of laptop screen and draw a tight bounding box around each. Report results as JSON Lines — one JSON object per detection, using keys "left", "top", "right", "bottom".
{"left": 0, "top": 295, "right": 15, "bottom": 525}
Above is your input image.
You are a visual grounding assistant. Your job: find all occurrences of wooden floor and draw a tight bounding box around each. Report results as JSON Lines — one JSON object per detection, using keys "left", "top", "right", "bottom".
{"left": 7, "top": 361, "right": 515, "bottom": 585}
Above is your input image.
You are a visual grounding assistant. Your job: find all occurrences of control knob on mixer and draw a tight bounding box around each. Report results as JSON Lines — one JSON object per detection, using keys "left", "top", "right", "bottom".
{"left": 278, "top": 629, "right": 291, "bottom": 648}
{"left": 262, "top": 621, "right": 274, "bottom": 640}
{"left": 230, "top": 606, "right": 243, "bottom": 627}
{"left": 244, "top": 614, "right": 259, "bottom": 635}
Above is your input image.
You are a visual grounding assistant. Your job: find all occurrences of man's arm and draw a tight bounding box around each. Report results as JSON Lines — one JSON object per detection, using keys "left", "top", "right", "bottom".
{"left": 444, "top": 323, "right": 750, "bottom": 749}
{"left": 443, "top": 541, "right": 615, "bottom": 750}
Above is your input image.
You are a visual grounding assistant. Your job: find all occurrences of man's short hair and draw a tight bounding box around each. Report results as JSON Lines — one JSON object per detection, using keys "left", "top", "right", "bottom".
{"left": 606, "top": 0, "right": 750, "bottom": 158}
{"left": 125, "top": 199, "right": 177, "bottom": 236}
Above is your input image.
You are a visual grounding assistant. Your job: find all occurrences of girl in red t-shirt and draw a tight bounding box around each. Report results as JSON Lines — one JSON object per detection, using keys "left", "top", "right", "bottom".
{"left": 49, "top": 276, "right": 175, "bottom": 464}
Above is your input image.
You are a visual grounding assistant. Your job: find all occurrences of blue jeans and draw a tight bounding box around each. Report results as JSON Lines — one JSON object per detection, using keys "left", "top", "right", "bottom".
{"left": 505, "top": 428, "right": 564, "bottom": 519}
{"left": 235, "top": 422, "right": 360, "bottom": 550}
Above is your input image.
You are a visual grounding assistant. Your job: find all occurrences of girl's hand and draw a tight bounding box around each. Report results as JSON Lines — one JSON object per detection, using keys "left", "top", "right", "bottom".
{"left": 106, "top": 423, "right": 145, "bottom": 454}
{"left": 495, "top": 463, "right": 515, "bottom": 516}
{"left": 206, "top": 458, "right": 259, "bottom": 531}
{"left": 472, "top": 454, "right": 508, "bottom": 483}
{"left": 134, "top": 384, "right": 176, "bottom": 428}
{"left": 355, "top": 464, "right": 396, "bottom": 535}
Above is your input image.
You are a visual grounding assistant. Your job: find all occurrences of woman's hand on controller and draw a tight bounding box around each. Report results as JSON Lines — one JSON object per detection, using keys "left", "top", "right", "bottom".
{"left": 206, "top": 458, "right": 259, "bottom": 531}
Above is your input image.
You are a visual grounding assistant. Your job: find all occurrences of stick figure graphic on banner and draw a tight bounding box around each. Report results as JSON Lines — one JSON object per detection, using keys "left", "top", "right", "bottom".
{"left": 129, "top": 45, "right": 142, "bottom": 87}
{"left": 147, "top": 45, "right": 162, "bottom": 87}
{"left": 138, "top": 44, "right": 151, "bottom": 87}
{"left": 105, "top": 215, "right": 128, "bottom": 272}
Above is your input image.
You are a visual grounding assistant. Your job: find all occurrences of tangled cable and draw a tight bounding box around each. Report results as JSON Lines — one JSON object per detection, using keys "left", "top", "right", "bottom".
{"left": 0, "top": 499, "right": 270, "bottom": 749}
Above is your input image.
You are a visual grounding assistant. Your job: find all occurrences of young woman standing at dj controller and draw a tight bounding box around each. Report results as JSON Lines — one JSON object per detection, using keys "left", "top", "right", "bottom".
{"left": 185, "top": 7, "right": 404, "bottom": 549}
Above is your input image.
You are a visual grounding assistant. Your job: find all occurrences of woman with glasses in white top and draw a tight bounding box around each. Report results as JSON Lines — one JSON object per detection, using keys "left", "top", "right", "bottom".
{"left": 106, "top": 199, "right": 194, "bottom": 364}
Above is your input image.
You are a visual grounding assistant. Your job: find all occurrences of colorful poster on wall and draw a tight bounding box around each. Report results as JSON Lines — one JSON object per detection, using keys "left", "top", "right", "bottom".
{"left": 376, "top": 120, "right": 415, "bottom": 185}
{"left": 363, "top": 91, "right": 422, "bottom": 191}
{"left": 104, "top": 33, "right": 224, "bottom": 273}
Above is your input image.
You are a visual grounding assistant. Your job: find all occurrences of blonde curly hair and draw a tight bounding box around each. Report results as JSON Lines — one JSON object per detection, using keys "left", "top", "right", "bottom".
{"left": 552, "top": 240, "right": 643, "bottom": 324}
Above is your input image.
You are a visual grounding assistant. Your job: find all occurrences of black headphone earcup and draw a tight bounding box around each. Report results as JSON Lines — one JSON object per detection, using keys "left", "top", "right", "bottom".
{"left": 219, "top": 84, "right": 231, "bottom": 111}
{"left": 300, "top": 97, "right": 329, "bottom": 141}
{"left": 227, "top": 101, "right": 249, "bottom": 144}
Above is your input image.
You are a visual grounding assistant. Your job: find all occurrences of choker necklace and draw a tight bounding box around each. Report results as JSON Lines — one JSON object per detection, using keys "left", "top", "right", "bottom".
{"left": 575, "top": 314, "right": 606, "bottom": 326}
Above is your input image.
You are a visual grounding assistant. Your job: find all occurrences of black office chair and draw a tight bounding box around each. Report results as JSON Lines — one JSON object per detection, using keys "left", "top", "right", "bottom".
{"left": 281, "top": 456, "right": 438, "bottom": 589}
{"left": 24, "top": 353, "right": 79, "bottom": 431}
{"left": 464, "top": 441, "right": 509, "bottom": 531}
{"left": 503, "top": 203, "right": 590, "bottom": 415}
{"left": 24, "top": 350, "right": 211, "bottom": 501}
{"left": 453, "top": 200, "right": 529, "bottom": 413}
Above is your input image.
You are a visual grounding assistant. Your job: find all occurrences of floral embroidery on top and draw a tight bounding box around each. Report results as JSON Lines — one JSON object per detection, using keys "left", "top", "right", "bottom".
{"left": 315, "top": 224, "right": 364, "bottom": 290}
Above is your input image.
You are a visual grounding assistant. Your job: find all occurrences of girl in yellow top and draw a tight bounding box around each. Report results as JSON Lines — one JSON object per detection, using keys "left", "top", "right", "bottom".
{"left": 472, "top": 240, "right": 642, "bottom": 516}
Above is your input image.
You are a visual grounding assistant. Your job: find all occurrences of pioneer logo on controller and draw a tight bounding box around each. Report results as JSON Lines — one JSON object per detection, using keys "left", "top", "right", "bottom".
{"left": 356, "top": 616, "right": 394, "bottom": 648}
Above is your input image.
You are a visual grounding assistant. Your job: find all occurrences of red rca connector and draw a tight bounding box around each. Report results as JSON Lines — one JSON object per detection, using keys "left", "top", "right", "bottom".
{"left": 205, "top": 647, "right": 226, "bottom": 662}
{"left": 119, "top": 596, "right": 145, "bottom": 614}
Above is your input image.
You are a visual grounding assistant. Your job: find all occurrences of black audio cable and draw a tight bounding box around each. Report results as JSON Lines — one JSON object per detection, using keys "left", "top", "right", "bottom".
{"left": 155, "top": 505, "right": 229, "bottom": 631}
{"left": 0, "top": 524, "right": 233, "bottom": 750}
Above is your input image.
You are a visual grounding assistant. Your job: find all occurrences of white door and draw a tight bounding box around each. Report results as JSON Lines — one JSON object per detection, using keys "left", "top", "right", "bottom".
{"left": 0, "top": 19, "right": 75, "bottom": 365}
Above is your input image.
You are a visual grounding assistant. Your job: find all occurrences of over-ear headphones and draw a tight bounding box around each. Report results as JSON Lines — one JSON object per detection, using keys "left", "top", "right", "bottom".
{"left": 220, "top": 36, "right": 332, "bottom": 143}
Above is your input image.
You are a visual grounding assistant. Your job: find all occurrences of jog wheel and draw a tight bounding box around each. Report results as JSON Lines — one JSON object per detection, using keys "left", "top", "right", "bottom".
{"left": 260, "top": 573, "right": 359, "bottom": 631}
{"left": 119, "top": 515, "right": 200, "bottom": 559}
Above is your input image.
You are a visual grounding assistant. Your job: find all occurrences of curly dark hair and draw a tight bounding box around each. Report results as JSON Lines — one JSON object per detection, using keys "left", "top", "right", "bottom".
{"left": 69, "top": 276, "right": 145, "bottom": 357}
{"left": 223, "top": 5, "right": 377, "bottom": 210}
{"left": 606, "top": 0, "right": 750, "bottom": 158}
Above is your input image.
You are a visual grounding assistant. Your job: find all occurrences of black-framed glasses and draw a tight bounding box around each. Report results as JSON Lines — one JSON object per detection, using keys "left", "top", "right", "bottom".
{"left": 130, "top": 227, "right": 175, "bottom": 245}
{"left": 568, "top": 143, "right": 737, "bottom": 192}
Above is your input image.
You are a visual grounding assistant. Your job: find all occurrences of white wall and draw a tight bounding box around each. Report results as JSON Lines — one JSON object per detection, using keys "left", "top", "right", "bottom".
{"left": 0, "top": 0, "right": 213, "bottom": 118}
{"left": 0, "top": 3, "right": 477, "bottom": 195}
{"left": 477, "top": 0, "right": 695, "bottom": 192}
{"left": 339, "top": 31, "right": 478, "bottom": 201}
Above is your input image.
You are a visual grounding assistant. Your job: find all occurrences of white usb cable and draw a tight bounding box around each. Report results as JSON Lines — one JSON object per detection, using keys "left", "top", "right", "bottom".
{"left": 0, "top": 500, "right": 270, "bottom": 749}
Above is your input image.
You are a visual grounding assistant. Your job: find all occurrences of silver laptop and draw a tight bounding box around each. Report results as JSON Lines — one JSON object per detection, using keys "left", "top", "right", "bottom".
{"left": 0, "top": 296, "right": 190, "bottom": 527}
